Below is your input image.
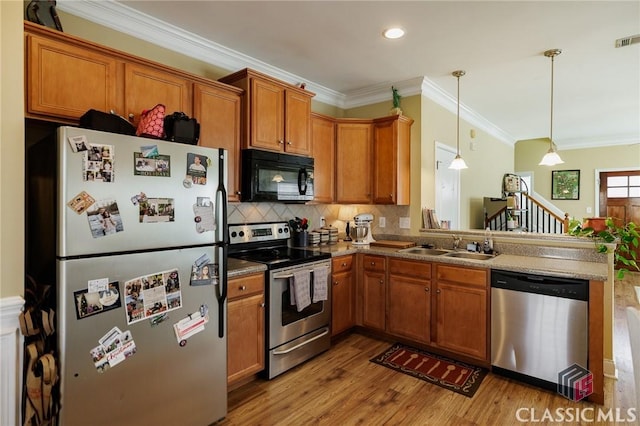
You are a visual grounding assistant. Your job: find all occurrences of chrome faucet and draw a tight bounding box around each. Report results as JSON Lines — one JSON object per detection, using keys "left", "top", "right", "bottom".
{"left": 452, "top": 235, "right": 462, "bottom": 250}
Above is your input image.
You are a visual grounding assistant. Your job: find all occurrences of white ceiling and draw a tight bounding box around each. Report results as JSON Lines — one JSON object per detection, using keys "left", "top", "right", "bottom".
{"left": 59, "top": 1, "right": 640, "bottom": 150}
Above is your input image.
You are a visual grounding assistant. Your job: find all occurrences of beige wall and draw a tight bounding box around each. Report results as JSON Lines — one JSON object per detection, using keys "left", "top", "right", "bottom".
{"left": 420, "top": 97, "right": 515, "bottom": 230}
{"left": 515, "top": 138, "right": 640, "bottom": 220}
{"left": 1, "top": 1, "right": 25, "bottom": 298}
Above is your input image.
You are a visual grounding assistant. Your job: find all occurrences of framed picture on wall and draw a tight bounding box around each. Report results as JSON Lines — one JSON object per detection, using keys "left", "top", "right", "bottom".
{"left": 551, "top": 170, "right": 580, "bottom": 200}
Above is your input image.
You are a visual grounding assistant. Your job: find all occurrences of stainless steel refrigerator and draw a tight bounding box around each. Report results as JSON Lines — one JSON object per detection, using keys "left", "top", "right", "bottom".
{"left": 26, "top": 126, "right": 228, "bottom": 425}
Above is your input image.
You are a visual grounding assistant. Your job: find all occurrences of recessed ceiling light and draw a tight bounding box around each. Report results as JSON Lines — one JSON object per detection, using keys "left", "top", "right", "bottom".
{"left": 383, "top": 27, "right": 405, "bottom": 39}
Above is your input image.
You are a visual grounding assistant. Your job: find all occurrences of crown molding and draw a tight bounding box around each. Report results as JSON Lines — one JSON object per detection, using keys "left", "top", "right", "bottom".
{"left": 420, "top": 76, "right": 516, "bottom": 146}
{"left": 557, "top": 135, "right": 640, "bottom": 150}
{"left": 57, "top": 0, "right": 515, "bottom": 145}
{"left": 56, "top": 0, "right": 345, "bottom": 106}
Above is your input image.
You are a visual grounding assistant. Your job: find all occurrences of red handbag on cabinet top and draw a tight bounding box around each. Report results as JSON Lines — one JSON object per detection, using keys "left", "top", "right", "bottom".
{"left": 136, "top": 104, "right": 166, "bottom": 139}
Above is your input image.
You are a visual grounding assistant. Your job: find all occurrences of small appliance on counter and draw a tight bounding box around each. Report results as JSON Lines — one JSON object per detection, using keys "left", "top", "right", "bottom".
{"left": 351, "top": 213, "right": 376, "bottom": 245}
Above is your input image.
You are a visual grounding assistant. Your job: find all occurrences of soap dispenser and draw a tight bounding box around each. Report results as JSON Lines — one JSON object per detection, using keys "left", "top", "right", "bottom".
{"left": 483, "top": 227, "right": 493, "bottom": 254}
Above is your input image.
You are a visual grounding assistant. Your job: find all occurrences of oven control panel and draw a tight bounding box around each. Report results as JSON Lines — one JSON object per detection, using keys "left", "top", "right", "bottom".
{"left": 229, "top": 222, "right": 291, "bottom": 244}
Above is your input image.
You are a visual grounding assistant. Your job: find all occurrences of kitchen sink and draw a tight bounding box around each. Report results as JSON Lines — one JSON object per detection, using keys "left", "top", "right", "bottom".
{"left": 398, "top": 247, "right": 451, "bottom": 256}
{"left": 443, "top": 251, "right": 495, "bottom": 261}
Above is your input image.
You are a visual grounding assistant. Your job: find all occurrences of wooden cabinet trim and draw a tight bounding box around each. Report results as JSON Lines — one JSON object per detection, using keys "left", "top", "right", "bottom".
{"left": 435, "top": 263, "right": 488, "bottom": 287}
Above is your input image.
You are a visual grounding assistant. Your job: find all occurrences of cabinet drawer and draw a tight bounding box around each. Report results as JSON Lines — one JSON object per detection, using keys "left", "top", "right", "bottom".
{"left": 389, "top": 258, "right": 431, "bottom": 280}
{"left": 228, "top": 273, "right": 264, "bottom": 300}
{"left": 363, "top": 255, "right": 386, "bottom": 272}
{"left": 332, "top": 255, "right": 353, "bottom": 273}
{"left": 435, "top": 264, "right": 487, "bottom": 287}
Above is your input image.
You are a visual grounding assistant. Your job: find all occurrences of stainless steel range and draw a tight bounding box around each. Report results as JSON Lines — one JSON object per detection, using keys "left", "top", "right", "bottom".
{"left": 228, "top": 222, "right": 332, "bottom": 379}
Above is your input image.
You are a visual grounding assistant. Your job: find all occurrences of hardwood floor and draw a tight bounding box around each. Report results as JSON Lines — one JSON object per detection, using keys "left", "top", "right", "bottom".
{"left": 222, "top": 272, "right": 640, "bottom": 425}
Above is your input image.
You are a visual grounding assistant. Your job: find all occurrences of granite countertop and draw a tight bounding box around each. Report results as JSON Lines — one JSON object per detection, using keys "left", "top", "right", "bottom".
{"left": 313, "top": 242, "right": 608, "bottom": 281}
{"left": 228, "top": 257, "right": 266, "bottom": 278}
{"left": 227, "top": 241, "right": 608, "bottom": 281}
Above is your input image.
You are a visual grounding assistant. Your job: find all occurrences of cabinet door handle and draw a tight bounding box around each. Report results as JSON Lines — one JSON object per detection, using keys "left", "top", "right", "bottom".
{"left": 389, "top": 194, "right": 393, "bottom": 198}
{"left": 128, "top": 113, "right": 135, "bottom": 121}
{"left": 379, "top": 279, "right": 383, "bottom": 284}
{"left": 287, "top": 141, "right": 292, "bottom": 145}
{"left": 436, "top": 289, "right": 441, "bottom": 294}
{"left": 341, "top": 262, "right": 347, "bottom": 267}
{"left": 260, "top": 303, "right": 265, "bottom": 308}
{"left": 278, "top": 139, "right": 284, "bottom": 145}
{"left": 235, "top": 191, "right": 242, "bottom": 195}
{"left": 333, "top": 281, "right": 339, "bottom": 286}
{"left": 425, "top": 287, "right": 430, "bottom": 292}
{"left": 370, "top": 262, "right": 375, "bottom": 266}
{"left": 239, "top": 285, "right": 247, "bottom": 291}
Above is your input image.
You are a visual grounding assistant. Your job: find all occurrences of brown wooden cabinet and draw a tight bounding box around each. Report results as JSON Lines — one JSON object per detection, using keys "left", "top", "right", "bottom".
{"left": 433, "top": 264, "right": 489, "bottom": 361}
{"left": 387, "top": 258, "right": 431, "bottom": 344}
{"left": 219, "top": 68, "right": 314, "bottom": 155}
{"left": 123, "top": 63, "right": 191, "bottom": 126}
{"left": 331, "top": 255, "right": 355, "bottom": 336}
{"left": 311, "top": 113, "right": 336, "bottom": 203}
{"left": 194, "top": 82, "right": 242, "bottom": 202}
{"left": 335, "top": 120, "right": 373, "bottom": 204}
{"left": 227, "top": 273, "right": 265, "bottom": 387}
{"left": 372, "top": 115, "right": 413, "bottom": 205}
{"left": 361, "top": 254, "right": 386, "bottom": 331}
{"left": 25, "top": 32, "right": 119, "bottom": 122}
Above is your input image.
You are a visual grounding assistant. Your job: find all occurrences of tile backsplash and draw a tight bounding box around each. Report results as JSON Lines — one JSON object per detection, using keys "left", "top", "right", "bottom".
{"left": 228, "top": 202, "right": 412, "bottom": 238}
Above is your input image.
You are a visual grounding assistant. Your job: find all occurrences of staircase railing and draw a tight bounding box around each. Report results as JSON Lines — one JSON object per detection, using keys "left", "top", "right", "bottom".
{"left": 485, "top": 192, "right": 569, "bottom": 234}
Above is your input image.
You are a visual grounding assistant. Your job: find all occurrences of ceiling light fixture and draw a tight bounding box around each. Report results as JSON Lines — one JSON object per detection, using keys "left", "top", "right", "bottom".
{"left": 383, "top": 27, "right": 405, "bottom": 39}
{"left": 539, "top": 48, "right": 565, "bottom": 166}
{"left": 449, "top": 70, "right": 468, "bottom": 170}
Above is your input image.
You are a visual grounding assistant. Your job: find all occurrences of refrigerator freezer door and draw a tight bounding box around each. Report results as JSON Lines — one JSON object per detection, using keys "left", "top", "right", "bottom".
{"left": 57, "top": 247, "right": 226, "bottom": 425}
{"left": 57, "top": 126, "right": 227, "bottom": 257}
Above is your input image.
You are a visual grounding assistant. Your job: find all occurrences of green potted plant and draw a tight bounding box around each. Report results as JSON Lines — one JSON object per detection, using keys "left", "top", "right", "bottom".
{"left": 568, "top": 217, "right": 639, "bottom": 279}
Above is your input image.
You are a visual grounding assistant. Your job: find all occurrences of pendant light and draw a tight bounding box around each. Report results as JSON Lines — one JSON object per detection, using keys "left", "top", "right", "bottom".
{"left": 538, "top": 49, "right": 565, "bottom": 166}
{"left": 449, "top": 70, "right": 468, "bottom": 170}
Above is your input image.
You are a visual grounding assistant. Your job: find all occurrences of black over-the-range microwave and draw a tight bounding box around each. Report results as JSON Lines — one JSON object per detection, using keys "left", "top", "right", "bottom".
{"left": 241, "top": 149, "right": 314, "bottom": 203}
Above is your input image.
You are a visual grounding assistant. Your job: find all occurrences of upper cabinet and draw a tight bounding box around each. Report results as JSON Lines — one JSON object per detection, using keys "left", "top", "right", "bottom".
{"left": 194, "top": 82, "right": 242, "bottom": 202}
{"left": 335, "top": 120, "right": 373, "bottom": 204}
{"left": 123, "top": 63, "right": 192, "bottom": 125}
{"left": 24, "top": 22, "right": 243, "bottom": 201}
{"left": 219, "top": 68, "right": 314, "bottom": 156}
{"left": 25, "top": 33, "right": 119, "bottom": 121}
{"left": 311, "top": 113, "right": 336, "bottom": 204}
{"left": 372, "top": 115, "right": 413, "bottom": 205}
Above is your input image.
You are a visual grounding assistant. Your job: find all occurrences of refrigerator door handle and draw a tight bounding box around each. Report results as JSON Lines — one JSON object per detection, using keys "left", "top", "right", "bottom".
{"left": 215, "top": 243, "right": 227, "bottom": 338}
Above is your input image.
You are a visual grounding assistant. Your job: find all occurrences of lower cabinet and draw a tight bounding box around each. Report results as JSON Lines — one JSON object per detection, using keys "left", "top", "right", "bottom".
{"left": 331, "top": 255, "right": 355, "bottom": 336}
{"left": 387, "top": 258, "right": 432, "bottom": 344}
{"left": 361, "top": 254, "right": 386, "bottom": 331}
{"left": 433, "top": 264, "right": 489, "bottom": 361}
{"left": 227, "top": 273, "right": 265, "bottom": 387}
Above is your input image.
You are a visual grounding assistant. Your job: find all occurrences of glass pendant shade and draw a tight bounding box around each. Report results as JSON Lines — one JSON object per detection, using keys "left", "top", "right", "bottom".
{"left": 449, "top": 155, "right": 468, "bottom": 170}
{"left": 449, "top": 70, "right": 468, "bottom": 170}
{"left": 539, "top": 49, "right": 564, "bottom": 166}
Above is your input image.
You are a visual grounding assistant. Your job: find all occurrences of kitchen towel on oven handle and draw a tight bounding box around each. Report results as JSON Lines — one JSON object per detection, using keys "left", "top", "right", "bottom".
{"left": 312, "top": 266, "right": 328, "bottom": 302}
{"left": 290, "top": 270, "right": 311, "bottom": 312}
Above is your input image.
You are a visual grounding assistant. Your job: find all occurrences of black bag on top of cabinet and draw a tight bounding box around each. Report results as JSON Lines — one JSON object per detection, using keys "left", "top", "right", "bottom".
{"left": 79, "top": 110, "right": 137, "bottom": 136}
{"left": 26, "top": 0, "right": 64, "bottom": 31}
{"left": 164, "top": 112, "right": 200, "bottom": 145}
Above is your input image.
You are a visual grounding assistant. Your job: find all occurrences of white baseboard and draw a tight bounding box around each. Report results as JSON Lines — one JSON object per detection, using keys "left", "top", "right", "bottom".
{"left": 603, "top": 357, "right": 618, "bottom": 379}
{"left": 0, "top": 296, "right": 25, "bottom": 426}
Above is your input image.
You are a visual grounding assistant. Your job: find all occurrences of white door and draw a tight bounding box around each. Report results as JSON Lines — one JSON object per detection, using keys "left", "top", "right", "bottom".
{"left": 435, "top": 143, "right": 460, "bottom": 230}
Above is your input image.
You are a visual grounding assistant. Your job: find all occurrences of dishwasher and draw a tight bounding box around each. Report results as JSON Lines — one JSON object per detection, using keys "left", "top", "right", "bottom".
{"left": 491, "top": 269, "right": 589, "bottom": 391}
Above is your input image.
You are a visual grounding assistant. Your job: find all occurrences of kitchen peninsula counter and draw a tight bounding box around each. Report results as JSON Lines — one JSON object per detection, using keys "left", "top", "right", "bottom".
{"left": 313, "top": 241, "right": 608, "bottom": 281}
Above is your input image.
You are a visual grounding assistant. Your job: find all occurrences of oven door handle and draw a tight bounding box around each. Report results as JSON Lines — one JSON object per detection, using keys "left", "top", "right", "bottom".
{"left": 273, "top": 270, "right": 312, "bottom": 280}
{"left": 272, "top": 328, "right": 329, "bottom": 355}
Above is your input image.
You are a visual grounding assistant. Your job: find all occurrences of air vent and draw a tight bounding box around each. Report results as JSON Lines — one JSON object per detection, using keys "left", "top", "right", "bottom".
{"left": 615, "top": 34, "right": 640, "bottom": 48}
